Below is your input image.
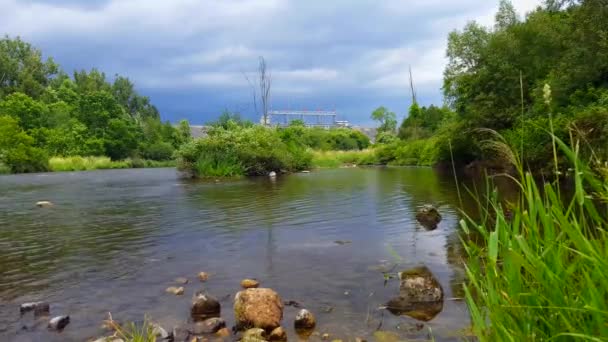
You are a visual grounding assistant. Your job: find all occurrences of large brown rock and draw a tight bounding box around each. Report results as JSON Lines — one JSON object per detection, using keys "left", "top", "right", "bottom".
{"left": 385, "top": 266, "right": 444, "bottom": 321}
{"left": 415, "top": 204, "right": 442, "bottom": 229}
{"left": 191, "top": 292, "right": 220, "bottom": 321}
{"left": 234, "top": 288, "right": 283, "bottom": 331}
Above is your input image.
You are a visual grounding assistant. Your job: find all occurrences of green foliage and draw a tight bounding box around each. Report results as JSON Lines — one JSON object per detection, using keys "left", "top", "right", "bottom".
{"left": 176, "top": 125, "right": 313, "bottom": 178}
{"left": 375, "top": 131, "right": 398, "bottom": 145}
{"left": 398, "top": 104, "right": 452, "bottom": 140}
{"left": 371, "top": 106, "right": 397, "bottom": 133}
{"left": 0, "top": 115, "right": 48, "bottom": 173}
{"left": 462, "top": 136, "right": 608, "bottom": 340}
{"left": 311, "top": 149, "right": 378, "bottom": 168}
{"left": 0, "top": 36, "right": 59, "bottom": 99}
{"left": 208, "top": 110, "right": 253, "bottom": 129}
{"left": 279, "top": 126, "right": 370, "bottom": 151}
{"left": 0, "top": 36, "right": 191, "bottom": 173}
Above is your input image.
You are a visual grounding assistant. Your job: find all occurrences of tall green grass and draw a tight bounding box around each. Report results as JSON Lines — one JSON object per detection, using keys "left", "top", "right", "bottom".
{"left": 311, "top": 149, "right": 378, "bottom": 168}
{"left": 0, "top": 162, "right": 10, "bottom": 174}
{"left": 194, "top": 154, "right": 244, "bottom": 178}
{"left": 49, "top": 156, "right": 175, "bottom": 172}
{"left": 461, "top": 135, "right": 608, "bottom": 340}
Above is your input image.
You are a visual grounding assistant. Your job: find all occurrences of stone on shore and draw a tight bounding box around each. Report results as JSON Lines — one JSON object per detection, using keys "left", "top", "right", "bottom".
{"left": 166, "top": 286, "right": 185, "bottom": 295}
{"left": 234, "top": 288, "right": 283, "bottom": 331}
{"left": 191, "top": 292, "right": 221, "bottom": 321}
{"left": 48, "top": 315, "right": 70, "bottom": 330}
{"left": 240, "top": 278, "right": 260, "bottom": 289}
{"left": 294, "top": 309, "right": 316, "bottom": 330}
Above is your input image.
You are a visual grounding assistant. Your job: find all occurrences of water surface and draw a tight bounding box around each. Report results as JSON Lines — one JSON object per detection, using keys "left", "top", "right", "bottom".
{"left": 0, "top": 167, "right": 471, "bottom": 341}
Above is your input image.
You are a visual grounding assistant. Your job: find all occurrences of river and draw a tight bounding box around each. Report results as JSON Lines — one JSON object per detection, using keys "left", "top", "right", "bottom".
{"left": 0, "top": 167, "right": 471, "bottom": 341}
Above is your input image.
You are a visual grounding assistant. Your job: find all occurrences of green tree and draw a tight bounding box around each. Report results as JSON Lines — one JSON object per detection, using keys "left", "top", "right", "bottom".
{"left": 371, "top": 106, "right": 397, "bottom": 133}
{"left": 0, "top": 115, "right": 48, "bottom": 172}
{"left": 0, "top": 36, "right": 59, "bottom": 99}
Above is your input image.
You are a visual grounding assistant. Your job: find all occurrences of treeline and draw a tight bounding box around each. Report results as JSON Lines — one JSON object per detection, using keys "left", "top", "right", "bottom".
{"left": 177, "top": 114, "right": 371, "bottom": 177}
{"left": 374, "top": 0, "right": 608, "bottom": 175}
{"left": 0, "top": 37, "right": 191, "bottom": 173}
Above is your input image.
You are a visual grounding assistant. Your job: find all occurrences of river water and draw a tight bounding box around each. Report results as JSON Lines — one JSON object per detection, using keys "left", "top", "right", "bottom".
{"left": 0, "top": 167, "right": 471, "bottom": 341}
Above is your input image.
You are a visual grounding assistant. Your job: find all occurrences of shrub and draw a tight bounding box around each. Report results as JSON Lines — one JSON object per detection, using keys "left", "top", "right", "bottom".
{"left": 140, "top": 142, "right": 174, "bottom": 161}
{"left": 176, "top": 125, "right": 312, "bottom": 178}
{"left": 0, "top": 115, "right": 49, "bottom": 173}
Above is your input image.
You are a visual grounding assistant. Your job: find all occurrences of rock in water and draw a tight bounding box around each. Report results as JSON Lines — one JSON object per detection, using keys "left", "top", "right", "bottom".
{"left": 191, "top": 292, "right": 221, "bottom": 321}
{"left": 294, "top": 309, "right": 316, "bottom": 330}
{"left": 415, "top": 205, "right": 442, "bottom": 229}
{"left": 36, "top": 201, "right": 53, "bottom": 208}
{"left": 268, "top": 327, "right": 287, "bottom": 341}
{"left": 48, "top": 315, "right": 70, "bottom": 330}
{"left": 198, "top": 272, "right": 209, "bottom": 282}
{"left": 173, "top": 325, "right": 190, "bottom": 341}
{"left": 20, "top": 301, "right": 50, "bottom": 316}
{"left": 234, "top": 288, "right": 283, "bottom": 331}
{"left": 216, "top": 327, "right": 231, "bottom": 338}
{"left": 151, "top": 323, "right": 169, "bottom": 339}
{"left": 174, "top": 277, "right": 189, "bottom": 284}
{"left": 241, "top": 328, "right": 268, "bottom": 342}
{"left": 268, "top": 171, "right": 277, "bottom": 178}
{"left": 188, "top": 317, "right": 226, "bottom": 334}
{"left": 385, "top": 266, "right": 444, "bottom": 321}
{"left": 240, "top": 279, "right": 260, "bottom": 289}
{"left": 166, "top": 286, "right": 185, "bottom": 295}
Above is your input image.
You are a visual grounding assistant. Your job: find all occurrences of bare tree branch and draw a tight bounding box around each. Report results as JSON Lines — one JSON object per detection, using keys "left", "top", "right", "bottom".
{"left": 242, "top": 70, "right": 259, "bottom": 118}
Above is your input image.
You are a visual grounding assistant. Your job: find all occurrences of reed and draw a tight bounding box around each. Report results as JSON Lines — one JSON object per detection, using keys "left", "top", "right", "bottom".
{"left": 49, "top": 156, "right": 175, "bottom": 172}
{"left": 460, "top": 133, "right": 608, "bottom": 340}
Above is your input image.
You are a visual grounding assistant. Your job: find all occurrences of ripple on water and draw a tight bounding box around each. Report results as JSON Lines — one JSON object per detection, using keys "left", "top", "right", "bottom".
{"left": 0, "top": 167, "right": 470, "bottom": 341}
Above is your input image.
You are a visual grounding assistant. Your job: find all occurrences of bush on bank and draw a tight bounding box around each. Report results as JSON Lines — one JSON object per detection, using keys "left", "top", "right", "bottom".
{"left": 176, "top": 125, "right": 313, "bottom": 177}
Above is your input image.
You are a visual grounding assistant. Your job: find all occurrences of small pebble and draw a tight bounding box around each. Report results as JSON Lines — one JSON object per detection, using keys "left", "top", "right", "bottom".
{"left": 174, "top": 277, "right": 189, "bottom": 284}
{"left": 166, "top": 286, "right": 184, "bottom": 295}
{"left": 198, "top": 272, "right": 209, "bottom": 282}
{"left": 240, "top": 278, "right": 260, "bottom": 289}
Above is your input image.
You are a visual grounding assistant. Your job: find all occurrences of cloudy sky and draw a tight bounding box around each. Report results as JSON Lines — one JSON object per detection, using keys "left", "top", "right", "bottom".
{"left": 0, "top": 0, "right": 541, "bottom": 125}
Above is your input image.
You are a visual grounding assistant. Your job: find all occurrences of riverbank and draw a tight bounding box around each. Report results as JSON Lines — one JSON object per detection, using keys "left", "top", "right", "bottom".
{"left": 0, "top": 156, "right": 176, "bottom": 175}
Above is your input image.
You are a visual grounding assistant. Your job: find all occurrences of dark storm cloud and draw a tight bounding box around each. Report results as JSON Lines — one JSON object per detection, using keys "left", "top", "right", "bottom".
{"left": 0, "top": 0, "right": 541, "bottom": 125}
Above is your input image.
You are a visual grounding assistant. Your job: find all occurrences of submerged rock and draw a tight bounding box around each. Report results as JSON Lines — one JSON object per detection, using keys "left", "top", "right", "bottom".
{"left": 240, "top": 279, "right": 260, "bottom": 289}
{"left": 36, "top": 201, "right": 53, "bottom": 208}
{"left": 268, "top": 327, "right": 287, "bottom": 341}
{"left": 191, "top": 292, "right": 221, "bottom": 321}
{"left": 173, "top": 325, "right": 190, "bottom": 342}
{"left": 234, "top": 288, "right": 283, "bottom": 331}
{"left": 174, "top": 277, "right": 189, "bottom": 284}
{"left": 151, "top": 323, "right": 169, "bottom": 339}
{"left": 294, "top": 309, "right": 316, "bottom": 330}
{"left": 198, "top": 272, "right": 209, "bottom": 282}
{"left": 188, "top": 317, "right": 226, "bottom": 334}
{"left": 373, "top": 331, "right": 400, "bottom": 342}
{"left": 216, "top": 327, "right": 231, "bottom": 338}
{"left": 242, "top": 328, "right": 268, "bottom": 342}
{"left": 385, "top": 266, "right": 444, "bottom": 321}
{"left": 20, "top": 301, "right": 50, "bottom": 316}
{"left": 166, "top": 286, "right": 185, "bottom": 295}
{"left": 415, "top": 205, "right": 442, "bottom": 229}
{"left": 48, "top": 315, "right": 70, "bottom": 330}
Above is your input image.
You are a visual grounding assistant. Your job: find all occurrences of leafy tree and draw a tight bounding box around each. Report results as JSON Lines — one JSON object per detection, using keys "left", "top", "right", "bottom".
{"left": 371, "top": 106, "right": 397, "bottom": 133}
{"left": 0, "top": 36, "right": 59, "bottom": 99}
{"left": 0, "top": 115, "right": 48, "bottom": 172}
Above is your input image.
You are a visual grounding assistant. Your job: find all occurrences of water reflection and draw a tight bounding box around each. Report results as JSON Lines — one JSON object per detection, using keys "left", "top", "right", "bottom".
{"left": 0, "top": 167, "right": 474, "bottom": 341}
